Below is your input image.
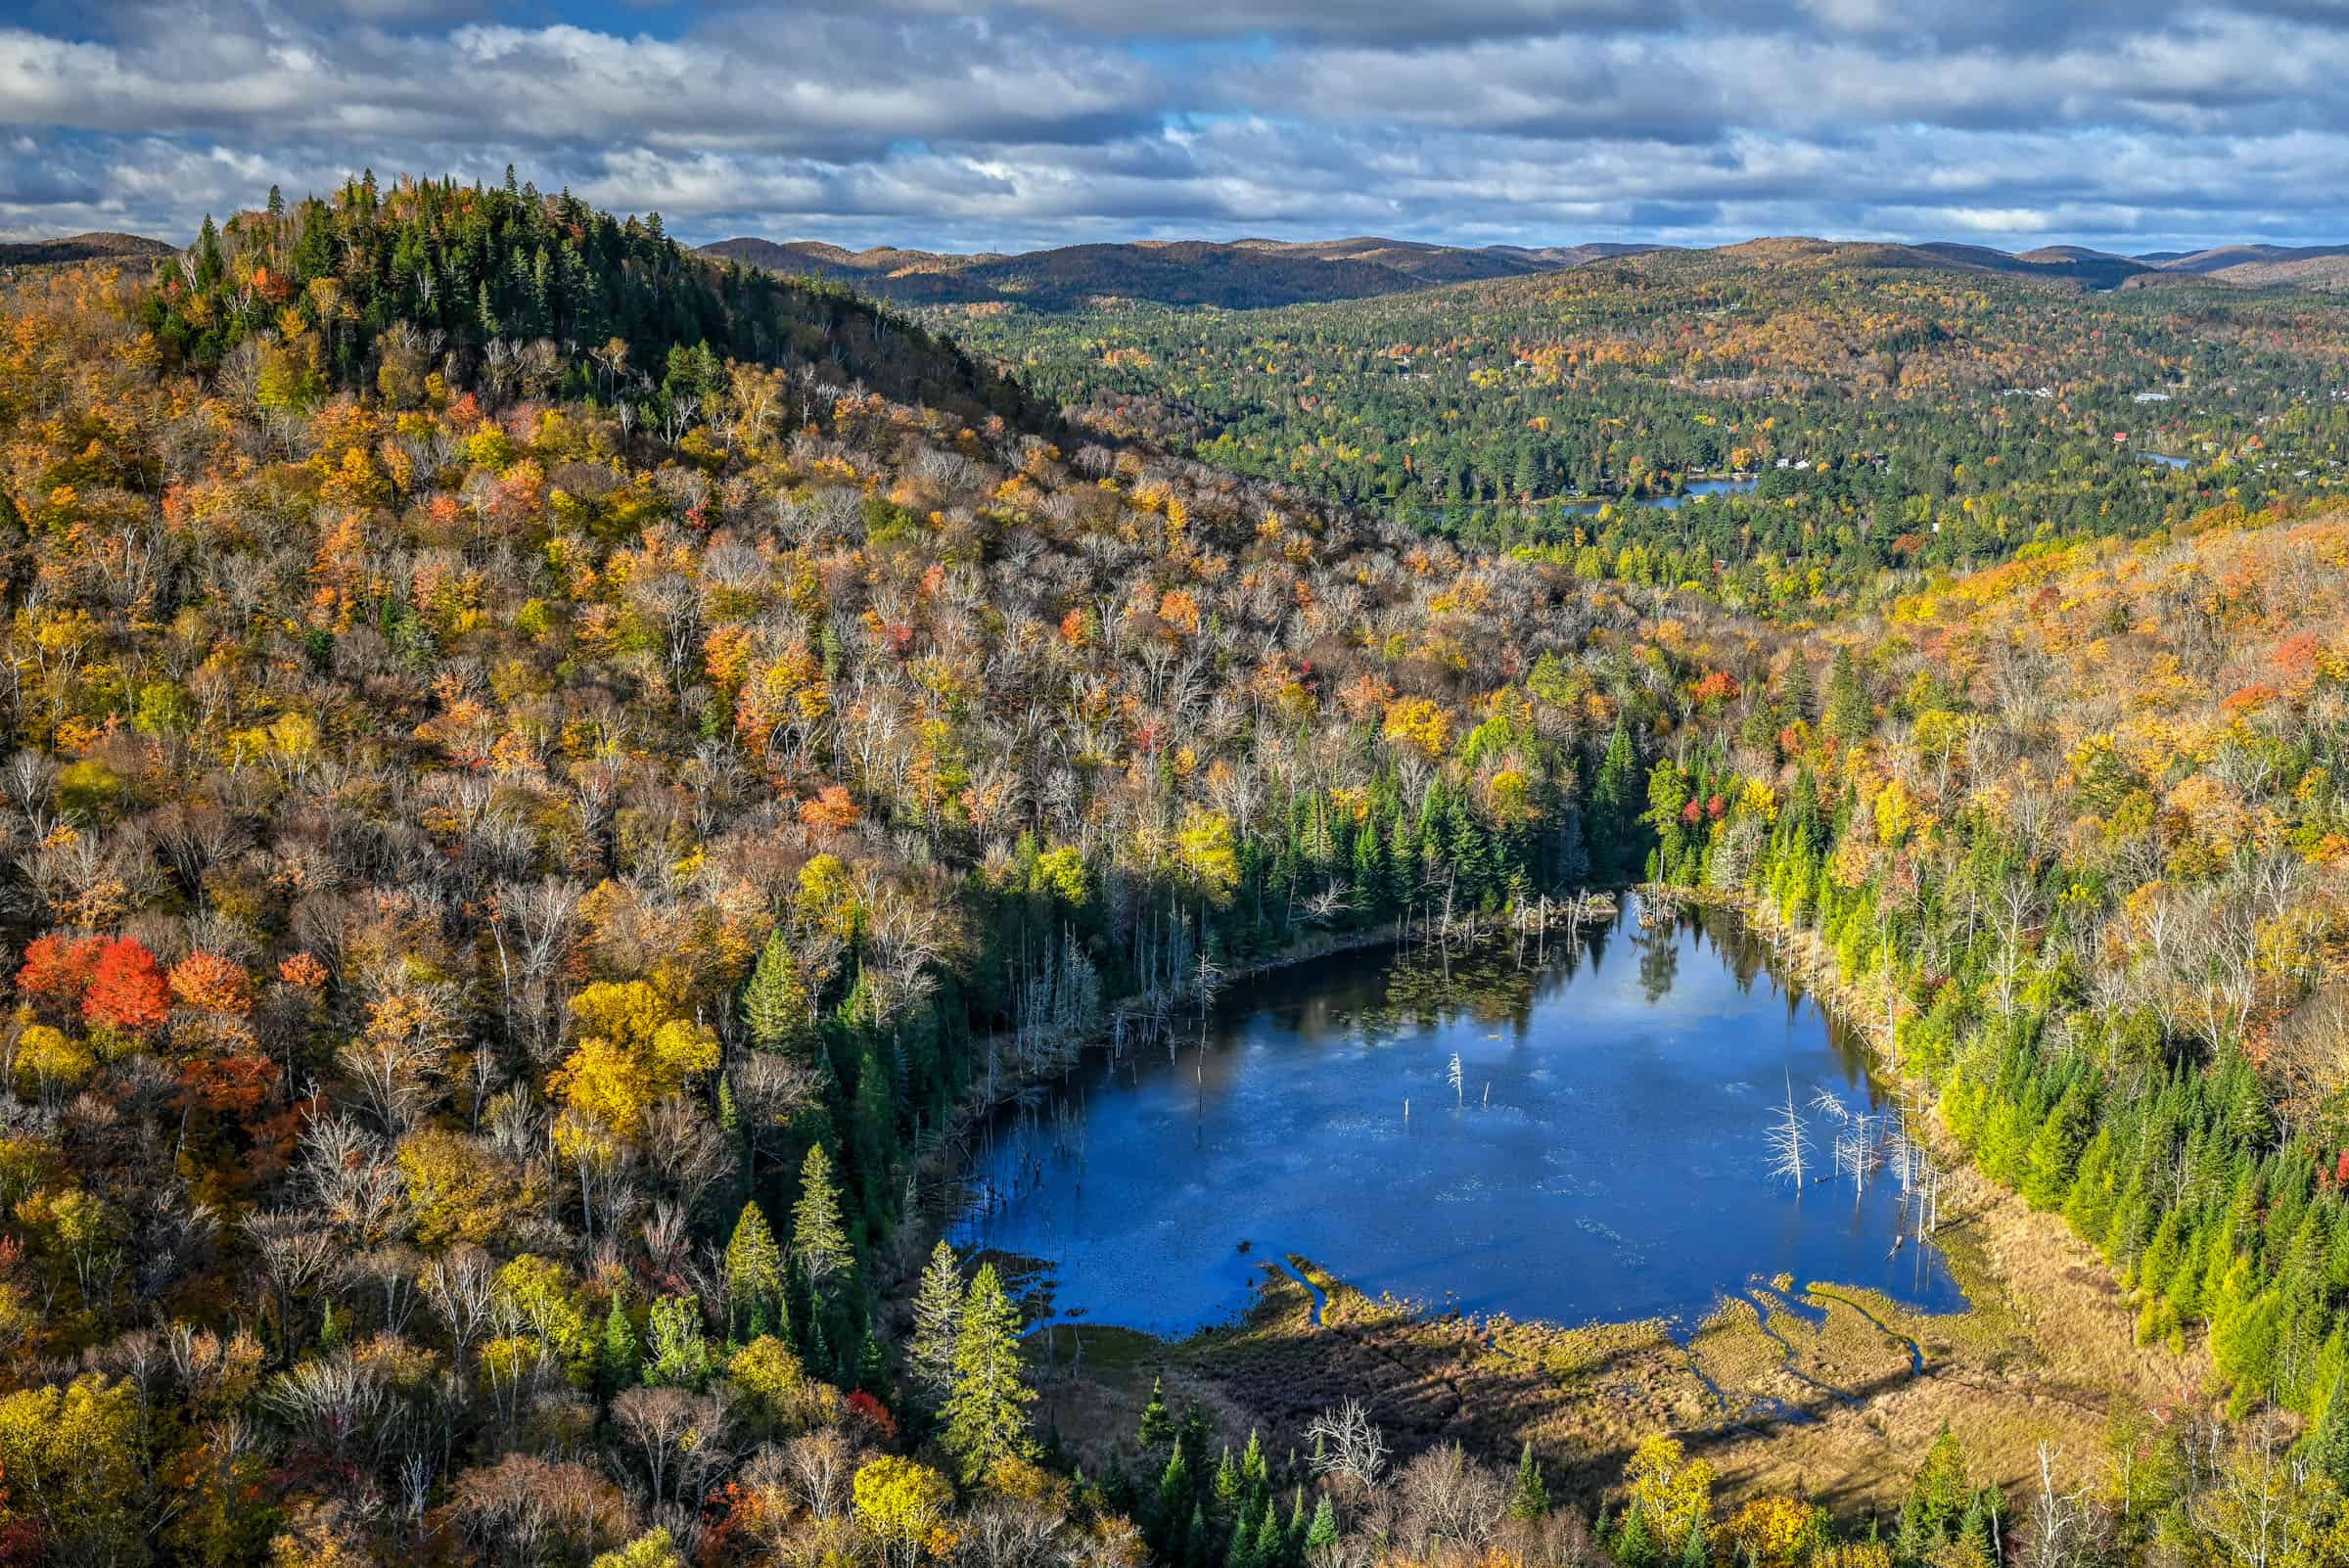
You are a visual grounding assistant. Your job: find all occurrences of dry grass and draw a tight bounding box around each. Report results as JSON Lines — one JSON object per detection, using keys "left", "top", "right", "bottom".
{"left": 1030, "top": 1143, "right": 2217, "bottom": 1528}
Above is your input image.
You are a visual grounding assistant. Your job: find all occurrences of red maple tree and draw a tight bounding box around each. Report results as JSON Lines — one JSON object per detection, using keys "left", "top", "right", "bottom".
{"left": 83, "top": 937, "right": 170, "bottom": 1033}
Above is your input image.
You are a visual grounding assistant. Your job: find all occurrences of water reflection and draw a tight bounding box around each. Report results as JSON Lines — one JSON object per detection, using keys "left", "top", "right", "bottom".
{"left": 952, "top": 895, "right": 1964, "bottom": 1337}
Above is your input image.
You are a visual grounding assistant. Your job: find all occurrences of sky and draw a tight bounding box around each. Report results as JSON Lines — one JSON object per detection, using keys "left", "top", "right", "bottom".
{"left": 3, "top": 0, "right": 2348, "bottom": 254}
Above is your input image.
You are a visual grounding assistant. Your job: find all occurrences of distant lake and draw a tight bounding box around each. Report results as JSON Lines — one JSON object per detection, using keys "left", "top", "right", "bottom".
{"left": 1559, "top": 477, "right": 1759, "bottom": 515}
{"left": 952, "top": 896, "right": 1962, "bottom": 1338}
{"left": 2138, "top": 451, "right": 2191, "bottom": 470}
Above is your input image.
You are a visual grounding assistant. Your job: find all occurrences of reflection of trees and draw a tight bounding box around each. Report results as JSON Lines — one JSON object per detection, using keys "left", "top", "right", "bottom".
{"left": 1379, "top": 950, "right": 1541, "bottom": 1032}
{"left": 1635, "top": 930, "right": 1681, "bottom": 1003}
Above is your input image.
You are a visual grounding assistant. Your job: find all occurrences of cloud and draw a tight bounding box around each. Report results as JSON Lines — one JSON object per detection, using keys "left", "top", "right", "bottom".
{"left": 0, "top": 0, "right": 2344, "bottom": 252}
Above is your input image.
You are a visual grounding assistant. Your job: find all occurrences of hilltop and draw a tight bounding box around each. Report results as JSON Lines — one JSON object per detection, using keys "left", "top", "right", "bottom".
{"left": 697, "top": 233, "right": 1658, "bottom": 308}
{"left": 135, "top": 174, "right": 1052, "bottom": 432}
{"left": 0, "top": 230, "right": 175, "bottom": 267}
{"left": 709, "top": 230, "right": 2349, "bottom": 307}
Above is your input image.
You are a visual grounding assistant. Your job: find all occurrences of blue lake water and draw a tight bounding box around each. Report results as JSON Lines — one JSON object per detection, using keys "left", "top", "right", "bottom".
{"left": 952, "top": 897, "right": 1963, "bottom": 1338}
{"left": 2138, "top": 451, "right": 2191, "bottom": 470}
{"left": 1559, "top": 477, "right": 1758, "bottom": 515}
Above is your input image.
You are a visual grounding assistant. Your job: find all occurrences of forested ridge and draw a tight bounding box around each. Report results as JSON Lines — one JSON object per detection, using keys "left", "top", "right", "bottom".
{"left": 5, "top": 168, "right": 2349, "bottom": 1568}
{"left": 0, "top": 175, "right": 1689, "bottom": 1566}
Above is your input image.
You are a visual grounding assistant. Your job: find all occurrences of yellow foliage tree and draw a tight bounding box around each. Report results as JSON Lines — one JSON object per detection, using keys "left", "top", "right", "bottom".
{"left": 0, "top": 1372, "right": 144, "bottom": 1562}
{"left": 550, "top": 981, "right": 718, "bottom": 1141}
{"left": 1717, "top": 1494, "right": 1823, "bottom": 1568}
{"left": 1382, "top": 696, "right": 1454, "bottom": 759}
{"left": 854, "top": 1455, "right": 957, "bottom": 1568}
{"left": 1174, "top": 807, "right": 1240, "bottom": 905}
{"left": 1623, "top": 1434, "right": 1713, "bottom": 1557}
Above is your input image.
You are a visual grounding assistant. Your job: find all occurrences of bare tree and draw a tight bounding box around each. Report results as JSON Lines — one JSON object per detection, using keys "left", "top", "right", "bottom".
{"left": 1766, "top": 1071, "right": 1812, "bottom": 1190}
{"left": 1307, "top": 1398, "right": 1389, "bottom": 1492}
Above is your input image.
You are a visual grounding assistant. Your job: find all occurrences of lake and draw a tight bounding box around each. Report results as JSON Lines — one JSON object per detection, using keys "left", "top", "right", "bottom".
{"left": 951, "top": 896, "right": 1963, "bottom": 1338}
{"left": 2138, "top": 451, "right": 2191, "bottom": 470}
{"left": 1559, "top": 477, "right": 1757, "bottom": 515}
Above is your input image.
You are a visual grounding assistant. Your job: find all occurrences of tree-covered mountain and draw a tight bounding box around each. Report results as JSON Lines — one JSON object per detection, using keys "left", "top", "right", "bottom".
{"left": 0, "top": 232, "right": 176, "bottom": 269}
{"left": 696, "top": 233, "right": 1616, "bottom": 309}
{"left": 0, "top": 175, "right": 1696, "bottom": 1566}
{"left": 143, "top": 170, "right": 1051, "bottom": 431}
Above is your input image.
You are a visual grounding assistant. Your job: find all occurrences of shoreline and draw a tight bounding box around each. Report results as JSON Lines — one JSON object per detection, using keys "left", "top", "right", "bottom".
{"left": 969, "top": 885, "right": 2212, "bottom": 1512}
{"left": 873, "top": 915, "right": 1414, "bottom": 1305}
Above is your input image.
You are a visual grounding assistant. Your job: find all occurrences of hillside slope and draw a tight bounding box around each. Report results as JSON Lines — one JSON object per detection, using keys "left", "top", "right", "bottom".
{"left": 0, "top": 177, "right": 1712, "bottom": 1562}
{"left": 0, "top": 231, "right": 175, "bottom": 267}
{"left": 699, "top": 232, "right": 1589, "bottom": 307}
{"left": 144, "top": 175, "right": 1052, "bottom": 431}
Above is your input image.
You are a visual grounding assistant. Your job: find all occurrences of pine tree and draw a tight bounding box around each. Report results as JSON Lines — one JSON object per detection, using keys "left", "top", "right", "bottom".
{"left": 2309, "top": 1372, "right": 2349, "bottom": 1493}
{"left": 855, "top": 1323, "right": 888, "bottom": 1397}
{"left": 1824, "top": 645, "right": 1871, "bottom": 743}
{"left": 1213, "top": 1445, "right": 1242, "bottom": 1513}
{"left": 1253, "top": 1504, "right": 1285, "bottom": 1568}
{"left": 1305, "top": 1495, "right": 1337, "bottom": 1553}
{"left": 1614, "top": 1499, "right": 1658, "bottom": 1568}
{"left": 1508, "top": 1440, "right": 1550, "bottom": 1519}
{"left": 723, "top": 1200, "right": 785, "bottom": 1337}
{"left": 1138, "top": 1374, "right": 1175, "bottom": 1449}
{"left": 742, "top": 928, "right": 809, "bottom": 1054}
{"left": 602, "top": 1295, "right": 639, "bottom": 1389}
{"left": 1158, "top": 1450, "right": 1194, "bottom": 1545}
{"left": 906, "top": 1239, "right": 964, "bottom": 1414}
{"left": 792, "top": 1142, "right": 852, "bottom": 1293}
{"left": 1227, "top": 1514, "right": 1257, "bottom": 1568}
{"left": 1588, "top": 718, "right": 1640, "bottom": 879}
{"left": 1782, "top": 654, "right": 1815, "bottom": 725}
{"left": 941, "top": 1262, "right": 1036, "bottom": 1483}
{"left": 1678, "top": 1519, "right": 1709, "bottom": 1568}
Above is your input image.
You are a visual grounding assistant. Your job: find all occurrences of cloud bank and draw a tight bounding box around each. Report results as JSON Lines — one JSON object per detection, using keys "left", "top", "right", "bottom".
{"left": 1, "top": 0, "right": 2342, "bottom": 252}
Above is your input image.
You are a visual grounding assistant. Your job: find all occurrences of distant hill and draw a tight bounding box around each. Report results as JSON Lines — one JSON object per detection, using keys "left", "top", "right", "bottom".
{"left": 2152, "top": 245, "right": 2349, "bottom": 289}
{"left": 2151, "top": 244, "right": 2349, "bottom": 276}
{"left": 0, "top": 231, "right": 175, "bottom": 267}
{"left": 1899, "top": 241, "right": 2153, "bottom": 289}
{"left": 698, "top": 234, "right": 1647, "bottom": 309}
{"left": 708, "top": 230, "right": 2349, "bottom": 310}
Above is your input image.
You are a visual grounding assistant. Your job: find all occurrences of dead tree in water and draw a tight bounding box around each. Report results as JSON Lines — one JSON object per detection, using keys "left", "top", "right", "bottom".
{"left": 1766, "top": 1071, "right": 1811, "bottom": 1189}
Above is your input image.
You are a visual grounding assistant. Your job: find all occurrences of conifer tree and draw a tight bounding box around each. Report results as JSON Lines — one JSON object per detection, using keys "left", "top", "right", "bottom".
{"left": 906, "top": 1239, "right": 964, "bottom": 1414}
{"left": 742, "top": 928, "right": 809, "bottom": 1054}
{"left": 723, "top": 1200, "right": 785, "bottom": 1337}
{"left": 1824, "top": 645, "right": 1871, "bottom": 743}
{"left": 603, "top": 1295, "right": 639, "bottom": 1390}
{"left": 1138, "top": 1375, "right": 1174, "bottom": 1449}
{"left": 1614, "top": 1499, "right": 1657, "bottom": 1567}
{"left": 941, "top": 1263, "right": 1035, "bottom": 1482}
{"left": 1509, "top": 1440, "right": 1550, "bottom": 1519}
{"left": 1158, "top": 1450, "right": 1194, "bottom": 1545}
{"left": 1213, "top": 1445, "right": 1242, "bottom": 1513}
{"left": 792, "top": 1142, "right": 852, "bottom": 1293}
{"left": 1588, "top": 718, "right": 1640, "bottom": 878}
{"left": 2309, "top": 1372, "right": 2349, "bottom": 1493}
{"left": 1253, "top": 1504, "right": 1285, "bottom": 1568}
{"left": 1241, "top": 1428, "right": 1268, "bottom": 1495}
{"left": 1227, "top": 1514, "right": 1256, "bottom": 1568}
{"left": 855, "top": 1323, "right": 888, "bottom": 1397}
{"left": 1305, "top": 1495, "right": 1337, "bottom": 1553}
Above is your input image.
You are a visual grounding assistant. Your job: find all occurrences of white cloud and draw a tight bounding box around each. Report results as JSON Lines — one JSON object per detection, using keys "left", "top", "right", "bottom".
{"left": 0, "top": 0, "right": 2344, "bottom": 252}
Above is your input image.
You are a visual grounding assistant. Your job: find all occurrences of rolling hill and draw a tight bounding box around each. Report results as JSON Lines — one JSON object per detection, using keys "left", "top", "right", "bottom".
{"left": 0, "top": 230, "right": 175, "bottom": 267}
{"left": 709, "top": 230, "right": 2349, "bottom": 308}
{"left": 696, "top": 233, "right": 1655, "bottom": 308}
